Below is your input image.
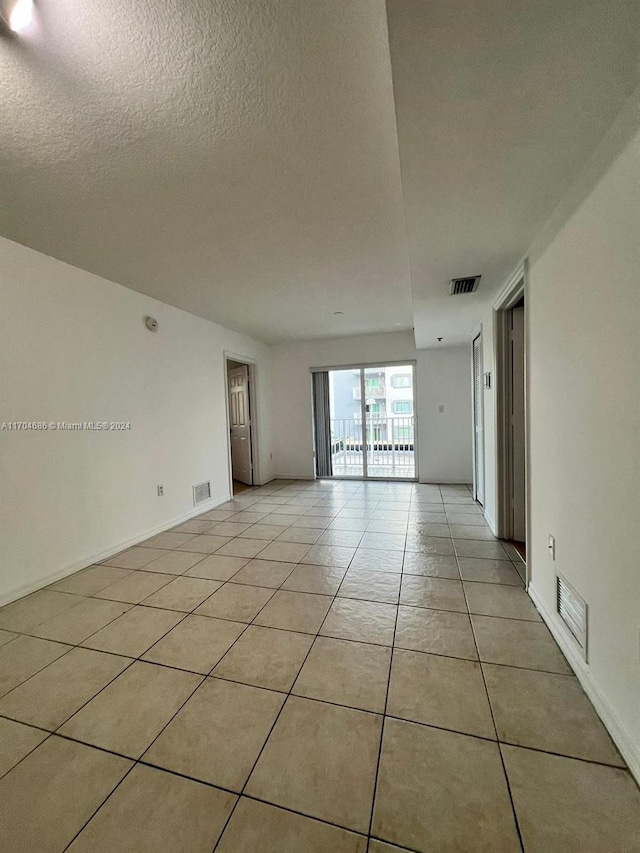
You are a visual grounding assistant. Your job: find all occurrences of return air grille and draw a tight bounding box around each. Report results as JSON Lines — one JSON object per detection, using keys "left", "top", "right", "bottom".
{"left": 556, "top": 573, "right": 588, "bottom": 659}
{"left": 450, "top": 275, "right": 481, "bottom": 295}
{"left": 193, "top": 481, "right": 211, "bottom": 506}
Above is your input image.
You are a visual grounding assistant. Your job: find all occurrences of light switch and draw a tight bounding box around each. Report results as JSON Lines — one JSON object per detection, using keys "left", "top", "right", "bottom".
{"left": 438, "top": 405, "right": 444, "bottom": 413}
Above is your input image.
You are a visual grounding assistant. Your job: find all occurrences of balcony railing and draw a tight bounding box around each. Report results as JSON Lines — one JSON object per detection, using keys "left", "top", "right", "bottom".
{"left": 352, "top": 385, "right": 385, "bottom": 400}
{"left": 330, "top": 416, "right": 415, "bottom": 478}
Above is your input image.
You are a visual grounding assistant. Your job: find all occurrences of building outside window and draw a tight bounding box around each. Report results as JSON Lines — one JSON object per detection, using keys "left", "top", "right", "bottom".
{"left": 391, "top": 374, "right": 412, "bottom": 388}
{"left": 393, "top": 400, "right": 412, "bottom": 414}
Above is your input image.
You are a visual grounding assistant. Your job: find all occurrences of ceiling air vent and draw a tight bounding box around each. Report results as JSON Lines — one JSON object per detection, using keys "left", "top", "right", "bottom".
{"left": 193, "top": 481, "right": 211, "bottom": 506}
{"left": 450, "top": 275, "right": 481, "bottom": 295}
{"left": 556, "top": 573, "right": 588, "bottom": 660}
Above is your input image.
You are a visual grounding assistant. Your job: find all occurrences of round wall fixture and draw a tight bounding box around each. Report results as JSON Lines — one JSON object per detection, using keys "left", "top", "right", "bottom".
{"left": 145, "top": 316, "right": 159, "bottom": 332}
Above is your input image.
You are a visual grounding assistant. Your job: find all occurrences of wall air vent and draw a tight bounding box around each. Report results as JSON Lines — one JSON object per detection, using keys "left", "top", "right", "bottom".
{"left": 450, "top": 275, "right": 481, "bottom": 295}
{"left": 193, "top": 481, "right": 211, "bottom": 506}
{"left": 556, "top": 573, "right": 588, "bottom": 660}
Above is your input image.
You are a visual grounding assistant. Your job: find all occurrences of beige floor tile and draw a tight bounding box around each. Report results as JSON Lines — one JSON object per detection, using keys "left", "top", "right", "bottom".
{"left": 472, "top": 615, "right": 571, "bottom": 673}
{"left": 0, "top": 635, "right": 71, "bottom": 697}
{"left": 0, "top": 736, "right": 131, "bottom": 853}
{"left": 138, "top": 549, "right": 207, "bottom": 575}
{"left": 31, "top": 597, "right": 131, "bottom": 644}
{"left": 195, "top": 583, "right": 274, "bottom": 622}
{"left": 316, "top": 529, "right": 364, "bottom": 547}
{"left": 367, "top": 520, "right": 408, "bottom": 534}
{"left": 320, "top": 598, "right": 397, "bottom": 646}
{"left": 50, "top": 565, "right": 132, "bottom": 595}
{"left": 101, "top": 546, "right": 168, "bottom": 569}
{"left": 484, "top": 664, "right": 623, "bottom": 765}
{"left": 0, "top": 718, "right": 48, "bottom": 778}
{"left": 0, "top": 589, "right": 82, "bottom": 633}
{"left": 256, "top": 541, "right": 312, "bottom": 563}
{"left": 400, "top": 576, "right": 467, "bottom": 612}
{"left": 59, "top": 661, "right": 202, "bottom": 757}
{"left": 338, "top": 569, "right": 401, "bottom": 604}
{"left": 171, "top": 519, "right": 218, "bottom": 533}
{"left": 404, "top": 535, "right": 454, "bottom": 557}
{"left": 368, "top": 840, "right": 406, "bottom": 853}
{"left": 394, "top": 606, "right": 478, "bottom": 660}
{"left": 241, "top": 523, "right": 292, "bottom": 540}
{"left": 144, "top": 677, "right": 284, "bottom": 790}
{"left": 502, "top": 744, "right": 640, "bottom": 853}
{"left": 350, "top": 549, "right": 404, "bottom": 573}
{"left": 358, "top": 533, "right": 406, "bottom": 551}
{"left": 449, "top": 524, "right": 496, "bottom": 540}
{"left": 178, "top": 533, "right": 235, "bottom": 554}
{"left": 254, "top": 590, "right": 333, "bottom": 634}
{"left": 228, "top": 510, "right": 269, "bottom": 523}
{"left": 143, "top": 614, "right": 245, "bottom": 673}
{"left": 454, "top": 539, "right": 509, "bottom": 560}
{"left": 458, "top": 558, "right": 523, "bottom": 585}
{"left": 231, "top": 558, "right": 297, "bottom": 588}
{"left": 217, "top": 798, "right": 367, "bottom": 853}
{"left": 402, "top": 553, "right": 460, "bottom": 578}
{"left": 372, "top": 718, "right": 520, "bottom": 851}
{"left": 262, "top": 512, "right": 301, "bottom": 526}
{"left": 387, "top": 649, "right": 495, "bottom": 738}
{"left": 184, "top": 553, "right": 249, "bottom": 581}
{"left": 246, "top": 696, "right": 382, "bottom": 833}
{"left": 67, "top": 764, "right": 236, "bottom": 853}
{"left": 210, "top": 521, "right": 254, "bottom": 536}
{"left": 0, "top": 647, "right": 129, "bottom": 730}
{"left": 295, "top": 515, "right": 332, "bottom": 529}
{"left": 197, "top": 509, "right": 236, "bottom": 521}
{"left": 301, "top": 544, "right": 357, "bottom": 567}
{"left": 140, "top": 531, "right": 198, "bottom": 550}
{"left": 293, "top": 636, "right": 391, "bottom": 712}
{"left": 464, "top": 582, "right": 540, "bottom": 621}
{"left": 81, "top": 605, "right": 184, "bottom": 657}
{"left": 276, "top": 526, "right": 324, "bottom": 544}
{"left": 0, "top": 630, "right": 18, "bottom": 647}
{"left": 215, "top": 538, "right": 270, "bottom": 558}
{"left": 446, "top": 512, "right": 487, "bottom": 525}
{"left": 213, "top": 625, "right": 313, "bottom": 691}
{"left": 141, "top": 576, "right": 221, "bottom": 611}
{"left": 94, "top": 570, "right": 173, "bottom": 604}
{"left": 281, "top": 564, "right": 347, "bottom": 595}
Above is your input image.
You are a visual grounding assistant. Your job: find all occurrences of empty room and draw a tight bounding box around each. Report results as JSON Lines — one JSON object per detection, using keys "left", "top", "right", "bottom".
{"left": 0, "top": 1, "right": 639, "bottom": 851}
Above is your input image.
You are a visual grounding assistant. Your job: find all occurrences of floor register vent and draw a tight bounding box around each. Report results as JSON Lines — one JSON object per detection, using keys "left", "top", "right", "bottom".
{"left": 556, "top": 573, "right": 588, "bottom": 660}
{"left": 193, "top": 481, "right": 212, "bottom": 506}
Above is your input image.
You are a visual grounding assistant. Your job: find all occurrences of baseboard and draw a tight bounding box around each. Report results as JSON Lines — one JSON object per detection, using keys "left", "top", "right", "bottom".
{"left": 528, "top": 583, "right": 640, "bottom": 784}
{"left": 419, "top": 478, "right": 472, "bottom": 485}
{"left": 0, "top": 493, "right": 232, "bottom": 608}
{"left": 274, "top": 474, "right": 315, "bottom": 481}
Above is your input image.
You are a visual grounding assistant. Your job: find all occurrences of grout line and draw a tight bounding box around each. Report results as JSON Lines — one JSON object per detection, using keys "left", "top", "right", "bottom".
{"left": 463, "top": 580, "right": 526, "bottom": 853}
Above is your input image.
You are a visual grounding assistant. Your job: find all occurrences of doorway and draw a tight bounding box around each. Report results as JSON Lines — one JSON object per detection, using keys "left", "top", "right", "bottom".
{"left": 225, "top": 357, "right": 256, "bottom": 494}
{"left": 312, "top": 363, "right": 417, "bottom": 480}
{"left": 495, "top": 275, "right": 527, "bottom": 578}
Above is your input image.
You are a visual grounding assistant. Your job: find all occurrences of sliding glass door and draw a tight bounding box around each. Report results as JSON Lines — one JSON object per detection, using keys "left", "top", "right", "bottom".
{"left": 315, "top": 363, "right": 416, "bottom": 480}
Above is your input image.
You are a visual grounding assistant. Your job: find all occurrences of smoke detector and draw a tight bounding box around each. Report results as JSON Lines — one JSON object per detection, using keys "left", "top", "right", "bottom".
{"left": 450, "top": 275, "right": 481, "bottom": 295}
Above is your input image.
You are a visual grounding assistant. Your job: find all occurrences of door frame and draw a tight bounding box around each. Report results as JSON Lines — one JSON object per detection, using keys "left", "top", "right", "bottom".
{"left": 493, "top": 263, "right": 530, "bottom": 584}
{"left": 223, "top": 351, "right": 260, "bottom": 494}
{"left": 311, "top": 359, "right": 419, "bottom": 482}
{"left": 471, "top": 327, "right": 485, "bottom": 506}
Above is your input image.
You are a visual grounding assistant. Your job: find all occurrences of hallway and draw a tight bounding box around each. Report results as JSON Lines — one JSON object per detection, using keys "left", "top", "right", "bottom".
{"left": 0, "top": 480, "right": 638, "bottom": 851}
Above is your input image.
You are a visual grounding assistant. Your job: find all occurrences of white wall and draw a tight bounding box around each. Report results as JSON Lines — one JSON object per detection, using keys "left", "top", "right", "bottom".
{"left": 526, "top": 127, "right": 640, "bottom": 777}
{"left": 479, "top": 118, "right": 640, "bottom": 778}
{"left": 0, "top": 238, "right": 275, "bottom": 604}
{"left": 271, "top": 332, "right": 472, "bottom": 483}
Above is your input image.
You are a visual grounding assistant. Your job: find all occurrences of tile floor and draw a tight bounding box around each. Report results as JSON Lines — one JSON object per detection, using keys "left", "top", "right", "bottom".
{"left": 1, "top": 479, "right": 639, "bottom": 852}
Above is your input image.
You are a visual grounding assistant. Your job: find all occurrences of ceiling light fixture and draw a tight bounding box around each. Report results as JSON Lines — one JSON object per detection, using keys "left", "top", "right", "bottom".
{"left": 8, "top": 0, "right": 34, "bottom": 33}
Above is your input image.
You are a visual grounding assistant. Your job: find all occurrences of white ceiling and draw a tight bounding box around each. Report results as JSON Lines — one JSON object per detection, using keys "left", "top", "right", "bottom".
{"left": 1, "top": 1, "right": 638, "bottom": 345}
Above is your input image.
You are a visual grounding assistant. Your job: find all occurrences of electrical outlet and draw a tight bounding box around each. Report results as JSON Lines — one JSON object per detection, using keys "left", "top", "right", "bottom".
{"left": 157, "top": 484, "right": 164, "bottom": 497}
{"left": 548, "top": 534, "right": 555, "bottom": 560}
{"left": 438, "top": 405, "right": 445, "bottom": 413}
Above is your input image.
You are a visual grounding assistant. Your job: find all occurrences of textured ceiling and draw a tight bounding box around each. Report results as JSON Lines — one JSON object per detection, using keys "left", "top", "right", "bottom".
{"left": 1, "top": 1, "right": 639, "bottom": 345}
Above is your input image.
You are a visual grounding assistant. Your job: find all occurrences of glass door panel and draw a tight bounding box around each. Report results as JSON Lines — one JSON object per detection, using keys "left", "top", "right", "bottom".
{"left": 327, "top": 368, "right": 364, "bottom": 477}
{"left": 364, "top": 365, "right": 415, "bottom": 479}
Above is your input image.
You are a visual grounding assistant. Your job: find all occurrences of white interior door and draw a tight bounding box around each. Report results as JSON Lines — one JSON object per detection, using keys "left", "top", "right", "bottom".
{"left": 228, "top": 365, "right": 253, "bottom": 485}
{"left": 510, "top": 305, "right": 526, "bottom": 541}
{"left": 472, "top": 334, "right": 485, "bottom": 505}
